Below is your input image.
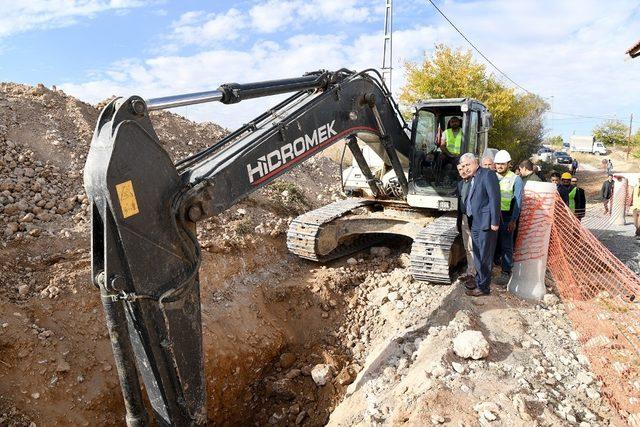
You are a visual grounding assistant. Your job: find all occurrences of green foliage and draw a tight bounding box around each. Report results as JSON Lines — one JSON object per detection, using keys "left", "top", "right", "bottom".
{"left": 545, "top": 135, "right": 563, "bottom": 148}
{"left": 536, "top": 160, "right": 569, "bottom": 178}
{"left": 593, "top": 121, "right": 628, "bottom": 146}
{"left": 234, "top": 217, "right": 253, "bottom": 235}
{"left": 400, "top": 45, "right": 549, "bottom": 164}
{"left": 266, "top": 180, "right": 310, "bottom": 215}
{"left": 632, "top": 129, "right": 640, "bottom": 146}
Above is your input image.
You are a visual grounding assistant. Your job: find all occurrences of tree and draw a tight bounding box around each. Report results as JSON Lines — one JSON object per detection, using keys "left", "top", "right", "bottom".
{"left": 593, "top": 121, "right": 628, "bottom": 146}
{"left": 400, "top": 45, "right": 549, "bottom": 162}
{"left": 546, "top": 135, "right": 563, "bottom": 147}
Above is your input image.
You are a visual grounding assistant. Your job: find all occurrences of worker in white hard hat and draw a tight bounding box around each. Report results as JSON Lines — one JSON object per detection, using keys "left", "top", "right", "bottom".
{"left": 492, "top": 149, "right": 524, "bottom": 287}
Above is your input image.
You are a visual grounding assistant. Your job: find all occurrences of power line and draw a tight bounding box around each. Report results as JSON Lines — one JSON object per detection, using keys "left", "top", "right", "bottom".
{"left": 426, "top": 0, "right": 532, "bottom": 94}
{"left": 548, "top": 111, "right": 618, "bottom": 120}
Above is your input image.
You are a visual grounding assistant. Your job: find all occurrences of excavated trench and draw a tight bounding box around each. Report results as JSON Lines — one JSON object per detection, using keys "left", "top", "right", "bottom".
{"left": 197, "top": 237, "right": 411, "bottom": 425}
{"left": 0, "top": 233, "right": 410, "bottom": 426}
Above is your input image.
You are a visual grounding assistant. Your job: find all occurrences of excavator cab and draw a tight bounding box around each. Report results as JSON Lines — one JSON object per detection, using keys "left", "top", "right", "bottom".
{"left": 407, "top": 98, "right": 491, "bottom": 211}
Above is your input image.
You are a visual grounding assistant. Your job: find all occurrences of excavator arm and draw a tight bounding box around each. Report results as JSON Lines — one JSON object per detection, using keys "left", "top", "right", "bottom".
{"left": 83, "top": 69, "right": 410, "bottom": 425}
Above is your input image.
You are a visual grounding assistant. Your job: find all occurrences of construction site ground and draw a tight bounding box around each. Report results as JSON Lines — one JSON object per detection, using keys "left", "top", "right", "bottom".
{"left": 0, "top": 84, "right": 638, "bottom": 426}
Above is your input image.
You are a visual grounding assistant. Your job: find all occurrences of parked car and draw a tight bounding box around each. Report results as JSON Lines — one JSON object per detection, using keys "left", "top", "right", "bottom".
{"left": 552, "top": 151, "right": 572, "bottom": 164}
{"left": 537, "top": 147, "right": 553, "bottom": 156}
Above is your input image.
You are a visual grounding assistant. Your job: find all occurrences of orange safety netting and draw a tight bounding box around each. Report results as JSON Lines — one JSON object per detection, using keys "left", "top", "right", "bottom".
{"left": 516, "top": 185, "right": 640, "bottom": 420}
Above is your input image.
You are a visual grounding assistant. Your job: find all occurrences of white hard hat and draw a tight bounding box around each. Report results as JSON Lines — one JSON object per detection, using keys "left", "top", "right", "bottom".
{"left": 494, "top": 150, "right": 512, "bottom": 163}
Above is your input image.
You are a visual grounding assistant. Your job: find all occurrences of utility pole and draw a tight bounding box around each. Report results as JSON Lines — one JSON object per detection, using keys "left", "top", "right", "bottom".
{"left": 627, "top": 113, "right": 633, "bottom": 160}
{"left": 382, "top": 0, "right": 393, "bottom": 91}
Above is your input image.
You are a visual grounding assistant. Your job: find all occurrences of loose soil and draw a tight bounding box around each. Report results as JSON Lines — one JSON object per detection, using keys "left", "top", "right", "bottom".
{"left": 0, "top": 83, "right": 632, "bottom": 426}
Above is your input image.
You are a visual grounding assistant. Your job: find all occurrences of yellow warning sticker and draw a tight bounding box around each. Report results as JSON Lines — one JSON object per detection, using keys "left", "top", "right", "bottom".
{"left": 115, "top": 180, "right": 139, "bottom": 219}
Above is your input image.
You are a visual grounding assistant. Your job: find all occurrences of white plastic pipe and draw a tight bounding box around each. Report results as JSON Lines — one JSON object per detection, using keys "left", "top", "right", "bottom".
{"left": 508, "top": 181, "right": 557, "bottom": 300}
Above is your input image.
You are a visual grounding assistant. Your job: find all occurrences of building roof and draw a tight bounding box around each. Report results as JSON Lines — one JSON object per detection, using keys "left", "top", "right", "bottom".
{"left": 626, "top": 39, "right": 640, "bottom": 58}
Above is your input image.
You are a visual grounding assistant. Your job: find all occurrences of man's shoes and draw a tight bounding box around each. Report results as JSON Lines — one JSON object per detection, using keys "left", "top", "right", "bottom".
{"left": 495, "top": 272, "right": 511, "bottom": 287}
{"left": 466, "top": 288, "right": 490, "bottom": 297}
{"left": 464, "top": 279, "right": 477, "bottom": 290}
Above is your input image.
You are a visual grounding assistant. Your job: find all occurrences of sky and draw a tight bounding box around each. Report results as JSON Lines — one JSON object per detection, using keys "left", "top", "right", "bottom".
{"left": 1, "top": 0, "right": 639, "bottom": 144}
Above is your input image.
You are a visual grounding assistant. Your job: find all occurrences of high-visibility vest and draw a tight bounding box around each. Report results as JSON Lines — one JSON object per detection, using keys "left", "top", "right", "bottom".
{"left": 568, "top": 187, "right": 576, "bottom": 212}
{"left": 499, "top": 170, "right": 517, "bottom": 211}
{"left": 444, "top": 128, "right": 462, "bottom": 155}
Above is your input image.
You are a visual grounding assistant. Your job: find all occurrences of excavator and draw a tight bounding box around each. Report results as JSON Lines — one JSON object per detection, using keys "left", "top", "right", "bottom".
{"left": 83, "top": 68, "right": 491, "bottom": 425}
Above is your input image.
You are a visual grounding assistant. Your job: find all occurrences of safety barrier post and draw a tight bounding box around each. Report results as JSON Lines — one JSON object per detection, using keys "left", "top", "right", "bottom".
{"left": 612, "top": 176, "right": 629, "bottom": 226}
{"left": 508, "top": 181, "right": 557, "bottom": 300}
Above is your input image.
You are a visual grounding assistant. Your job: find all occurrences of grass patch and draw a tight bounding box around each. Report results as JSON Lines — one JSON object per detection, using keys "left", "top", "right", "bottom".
{"left": 267, "top": 180, "right": 311, "bottom": 211}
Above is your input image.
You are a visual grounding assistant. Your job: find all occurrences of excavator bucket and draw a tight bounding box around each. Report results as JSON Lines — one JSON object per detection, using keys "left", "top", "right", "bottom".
{"left": 83, "top": 96, "right": 206, "bottom": 426}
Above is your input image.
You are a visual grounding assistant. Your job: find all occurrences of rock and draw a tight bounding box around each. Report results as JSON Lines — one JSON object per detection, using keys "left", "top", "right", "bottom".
{"left": 398, "top": 253, "right": 411, "bottom": 268}
{"left": 3, "top": 203, "right": 22, "bottom": 216}
{"left": 56, "top": 360, "right": 70, "bottom": 373}
{"left": 577, "top": 354, "right": 589, "bottom": 365}
{"left": 311, "top": 364, "right": 332, "bottom": 386}
{"left": 17, "top": 284, "right": 29, "bottom": 296}
{"left": 426, "top": 362, "right": 447, "bottom": 378}
{"left": 512, "top": 394, "right": 532, "bottom": 421}
{"left": 279, "top": 352, "right": 297, "bottom": 369}
{"left": 586, "top": 388, "right": 600, "bottom": 400}
{"left": 482, "top": 410, "right": 497, "bottom": 421}
{"left": 269, "top": 378, "right": 296, "bottom": 400}
{"left": 452, "top": 362, "right": 465, "bottom": 374}
{"left": 576, "top": 372, "right": 593, "bottom": 385}
{"left": 336, "top": 367, "right": 355, "bottom": 385}
{"left": 295, "top": 411, "right": 306, "bottom": 425}
{"left": 543, "top": 293, "right": 560, "bottom": 307}
{"left": 387, "top": 291, "right": 400, "bottom": 301}
{"left": 289, "top": 403, "right": 300, "bottom": 415}
{"left": 31, "top": 392, "right": 40, "bottom": 399}
{"left": 475, "top": 401, "right": 499, "bottom": 412}
{"left": 453, "top": 330, "right": 490, "bottom": 360}
{"left": 367, "top": 286, "right": 389, "bottom": 305}
{"left": 285, "top": 369, "right": 301, "bottom": 379}
{"left": 346, "top": 257, "right": 358, "bottom": 265}
{"left": 430, "top": 414, "right": 445, "bottom": 424}
{"left": 20, "top": 212, "right": 35, "bottom": 223}
{"left": 269, "top": 411, "right": 286, "bottom": 424}
{"left": 370, "top": 246, "right": 391, "bottom": 258}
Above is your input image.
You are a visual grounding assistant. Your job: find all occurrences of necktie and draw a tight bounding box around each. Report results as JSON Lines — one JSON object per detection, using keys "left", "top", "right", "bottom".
{"left": 466, "top": 177, "right": 475, "bottom": 217}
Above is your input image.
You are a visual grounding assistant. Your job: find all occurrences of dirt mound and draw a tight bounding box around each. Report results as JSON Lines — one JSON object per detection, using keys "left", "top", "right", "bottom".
{"left": 0, "top": 82, "right": 346, "bottom": 425}
{"left": 0, "top": 82, "right": 227, "bottom": 243}
{"left": 0, "top": 82, "right": 621, "bottom": 427}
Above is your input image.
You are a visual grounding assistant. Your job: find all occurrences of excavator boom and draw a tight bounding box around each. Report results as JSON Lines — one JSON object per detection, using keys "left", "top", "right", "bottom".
{"left": 83, "top": 69, "right": 410, "bottom": 425}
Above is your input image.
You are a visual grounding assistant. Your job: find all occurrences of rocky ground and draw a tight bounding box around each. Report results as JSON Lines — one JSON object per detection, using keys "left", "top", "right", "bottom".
{"left": 0, "top": 83, "right": 635, "bottom": 426}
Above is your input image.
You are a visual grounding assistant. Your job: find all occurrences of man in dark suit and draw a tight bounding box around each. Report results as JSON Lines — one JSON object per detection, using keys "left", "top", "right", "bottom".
{"left": 458, "top": 153, "right": 501, "bottom": 296}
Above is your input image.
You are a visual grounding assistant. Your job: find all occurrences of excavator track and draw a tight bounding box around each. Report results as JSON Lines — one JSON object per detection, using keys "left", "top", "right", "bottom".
{"left": 288, "top": 200, "right": 461, "bottom": 283}
{"left": 409, "top": 216, "right": 459, "bottom": 284}
{"left": 286, "top": 198, "right": 381, "bottom": 262}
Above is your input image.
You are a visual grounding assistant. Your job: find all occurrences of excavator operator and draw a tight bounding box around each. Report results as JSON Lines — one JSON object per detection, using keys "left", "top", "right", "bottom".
{"left": 440, "top": 116, "right": 463, "bottom": 157}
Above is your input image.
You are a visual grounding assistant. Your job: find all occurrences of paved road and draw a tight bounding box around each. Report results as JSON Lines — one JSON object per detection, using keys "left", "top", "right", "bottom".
{"left": 582, "top": 205, "right": 640, "bottom": 274}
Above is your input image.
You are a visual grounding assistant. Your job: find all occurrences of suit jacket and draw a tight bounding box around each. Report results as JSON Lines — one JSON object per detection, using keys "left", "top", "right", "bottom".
{"left": 456, "top": 178, "right": 468, "bottom": 232}
{"left": 601, "top": 180, "right": 614, "bottom": 199}
{"left": 458, "top": 167, "right": 501, "bottom": 231}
